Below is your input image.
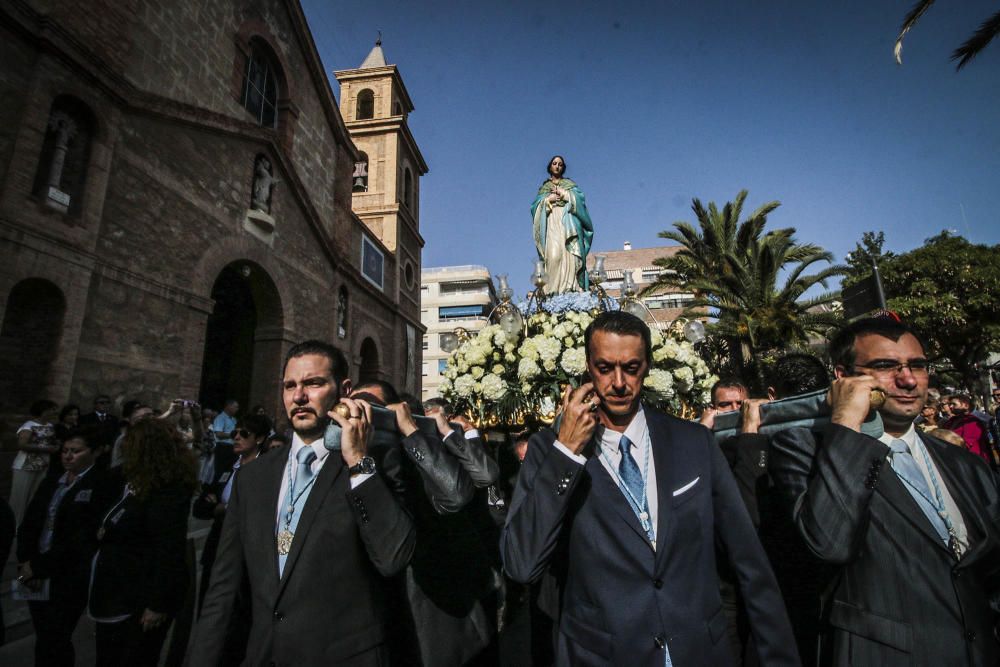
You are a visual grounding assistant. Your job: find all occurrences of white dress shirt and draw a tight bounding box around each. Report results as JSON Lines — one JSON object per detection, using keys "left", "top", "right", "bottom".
{"left": 555, "top": 406, "right": 659, "bottom": 548}
{"left": 274, "top": 433, "right": 372, "bottom": 525}
{"left": 879, "top": 424, "right": 968, "bottom": 553}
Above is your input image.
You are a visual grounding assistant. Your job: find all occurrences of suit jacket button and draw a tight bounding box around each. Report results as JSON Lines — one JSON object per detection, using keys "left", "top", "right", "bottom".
{"left": 965, "top": 630, "right": 976, "bottom": 641}
{"left": 653, "top": 579, "right": 663, "bottom": 589}
{"left": 274, "top": 611, "right": 284, "bottom": 621}
{"left": 654, "top": 634, "right": 666, "bottom": 649}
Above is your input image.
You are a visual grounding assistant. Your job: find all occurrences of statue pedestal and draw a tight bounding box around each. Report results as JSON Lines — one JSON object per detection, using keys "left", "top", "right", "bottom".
{"left": 243, "top": 208, "right": 275, "bottom": 245}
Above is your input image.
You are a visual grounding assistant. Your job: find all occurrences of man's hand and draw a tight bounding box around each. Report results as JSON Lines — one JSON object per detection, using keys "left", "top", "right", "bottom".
{"left": 140, "top": 608, "right": 167, "bottom": 632}
{"left": 829, "top": 375, "right": 881, "bottom": 433}
{"left": 17, "top": 561, "right": 33, "bottom": 584}
{"left": 450, "top": 414, "right": 475, "bottom": 433}
{"left": 739, "top": 399, "right": 770, "bottom": 434}
{"left": 329, "top": 398, "right": 373, "bottom": 468}
{"left": 558, "top": 383, "right": 598, "bottom": 455}
{"left": 698, "top": 407, "right": 718, "bottom": 430}
{"left": 386, "top": 402, "right": 418, "bottom": 438}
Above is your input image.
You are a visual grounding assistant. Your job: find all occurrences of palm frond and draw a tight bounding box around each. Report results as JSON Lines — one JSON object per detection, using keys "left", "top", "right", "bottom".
{"left": 952, "top": 9, "right": 1000, "bottom": 69}
{"left": 895, "top": 0, "right": 937, "bottom": 65}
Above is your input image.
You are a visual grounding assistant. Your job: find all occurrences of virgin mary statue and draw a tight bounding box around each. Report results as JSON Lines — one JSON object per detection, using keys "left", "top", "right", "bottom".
{"left": 531, "top": 155, "right": 594, "bottom": 293}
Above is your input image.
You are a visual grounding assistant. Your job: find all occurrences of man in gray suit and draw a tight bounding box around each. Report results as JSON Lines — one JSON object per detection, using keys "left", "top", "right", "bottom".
{"left": 769, "top": 317, "right": 1000, "bottom": 665}
{"left": 191, "top": 340, "right": 415, "bottom": 666}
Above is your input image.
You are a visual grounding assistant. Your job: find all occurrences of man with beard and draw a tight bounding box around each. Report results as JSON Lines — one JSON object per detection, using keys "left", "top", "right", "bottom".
{"left": 502, "top": 311, "right": 797, "bottom": 666}
{"left": 192, "top": 340, "right": 415, "bottom": 666}
{"left": 769, "top": 316, "right": 1000, "bottom": 666}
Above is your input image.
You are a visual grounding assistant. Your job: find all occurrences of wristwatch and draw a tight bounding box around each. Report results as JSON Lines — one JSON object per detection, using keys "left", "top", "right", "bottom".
{"left": 348, "top": 456, "right": 376, "bottom": 476}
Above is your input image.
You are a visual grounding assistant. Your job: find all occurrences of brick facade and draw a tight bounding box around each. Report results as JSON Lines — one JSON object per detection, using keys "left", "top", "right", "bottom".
{"left": 0, "top": 0, "right": 424, "bottom": 458}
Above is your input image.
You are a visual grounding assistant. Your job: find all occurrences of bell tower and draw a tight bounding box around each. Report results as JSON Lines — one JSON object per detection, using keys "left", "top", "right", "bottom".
{"left": 335, "top": 39, "right": 428, "bottom": 257}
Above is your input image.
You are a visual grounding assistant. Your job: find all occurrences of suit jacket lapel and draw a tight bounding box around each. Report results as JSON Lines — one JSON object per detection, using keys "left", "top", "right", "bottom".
{"left": 921, "top": 433, "right": 990, "bottom": 566}
{"left": 584, "top": 438, "right": 652, "bottom": 551}
{"left": 647, "top": 410, "right": 675, "bottom": 570}
{"left": 254, "top": 446, "right": 288, "bottom": 588}
{"left": 276, "top": 450, "right": 345, "bottom": 597}
{"left": 875, "top": 441, "right": 951, "bottom": 556}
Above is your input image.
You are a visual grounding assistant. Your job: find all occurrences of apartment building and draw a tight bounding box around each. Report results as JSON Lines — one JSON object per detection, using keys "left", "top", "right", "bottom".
{"left": 420, "top": 265, "right": 497, "bottom": 400}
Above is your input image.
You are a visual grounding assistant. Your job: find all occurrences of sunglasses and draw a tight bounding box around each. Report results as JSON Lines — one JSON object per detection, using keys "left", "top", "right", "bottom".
{"left": 230, "top": 429, "right": 253, "bottom": 439}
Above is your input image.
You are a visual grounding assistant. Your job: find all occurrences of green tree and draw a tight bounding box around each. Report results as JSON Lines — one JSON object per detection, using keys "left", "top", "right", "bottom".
{"left": 843, "top": 231, "right": 896, "bottom": 287}
{"left": 895, "top": 1, "right": 1000, "bottom": 70}
{"left": 878, "top": 231, "right": 1000, "bottom": 389}
{"left": 650, "top": 190, "right": 846, "bottom": 388}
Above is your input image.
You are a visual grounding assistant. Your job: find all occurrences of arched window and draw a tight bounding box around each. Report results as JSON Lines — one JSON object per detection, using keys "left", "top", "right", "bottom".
{"left": 0, "top": 278, "right": 66, "bottom": 411}
{"left": 403, "top": 168, "right": 413, "bottom": 209}
{"left": 359, "top": 338, "right": 379, "bottom": 384}
{"left": 353, "top": 151, "right": 369, "bottom": 192}
{"left": 32, "top": 96, "right": 95, "bottom": 215}
{"left": 356, "top": 89, "right": 374, "bottom": 120}
{"left": 241, "top": 40, "right": 280, "bottom": 128}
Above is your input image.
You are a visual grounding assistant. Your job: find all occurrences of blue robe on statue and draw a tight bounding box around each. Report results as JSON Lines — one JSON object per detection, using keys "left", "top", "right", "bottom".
{"left": 531, "top": 178, "right": 594, "bottom": 293}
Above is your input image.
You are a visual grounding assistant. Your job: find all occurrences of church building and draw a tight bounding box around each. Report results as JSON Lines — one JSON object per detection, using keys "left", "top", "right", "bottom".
{"left": 0, "top": 0, "right": 426, "bottom": 446}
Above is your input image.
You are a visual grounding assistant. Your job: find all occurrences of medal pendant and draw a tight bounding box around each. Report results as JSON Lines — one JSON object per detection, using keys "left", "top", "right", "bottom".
{"left": 277, "top": 529, "right": 294, "bottom": 555}
{"left": 639, "top": 511, "right": 649, "bottom": 522}
{"left": 948, "top": 532, "right": 962, "bottom": 560}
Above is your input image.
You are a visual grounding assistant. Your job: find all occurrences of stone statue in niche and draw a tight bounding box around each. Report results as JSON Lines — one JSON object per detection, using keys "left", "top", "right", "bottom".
{"left": 251, "top": 155, "right": 278, "bottom": 213}
{"left": 337, "top": 289, "right": 348, "bottom": 339}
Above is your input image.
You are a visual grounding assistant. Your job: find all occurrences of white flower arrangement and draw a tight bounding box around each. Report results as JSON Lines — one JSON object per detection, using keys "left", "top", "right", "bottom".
{"left": 440, "top": 303, "right": 716, "bottom": 424}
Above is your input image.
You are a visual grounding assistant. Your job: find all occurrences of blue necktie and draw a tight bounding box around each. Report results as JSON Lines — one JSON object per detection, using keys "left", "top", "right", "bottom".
{"left": 888, "top": 438, "right": 950, "bottom": 545}
{"left": 278, "top": 447, "right": 317, "bottom": 576}
{"left": 618, "top": 435, "right": 651, "bottom": 531}
{"left": 619, "top": 435, "right": 672, "bottom": 666}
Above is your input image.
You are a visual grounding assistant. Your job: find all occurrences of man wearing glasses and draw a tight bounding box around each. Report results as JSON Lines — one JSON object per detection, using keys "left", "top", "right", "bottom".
{"left": 769, "top": 316, "right": 1000, "bottom": 666}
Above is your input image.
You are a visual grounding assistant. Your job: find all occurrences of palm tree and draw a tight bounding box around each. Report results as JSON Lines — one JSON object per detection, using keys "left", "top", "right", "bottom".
{"left": 648, "top": 191, "right": 846, "bottom": 387}
{"left": 895, "top": 1, "right": 1000, "bottom": 70}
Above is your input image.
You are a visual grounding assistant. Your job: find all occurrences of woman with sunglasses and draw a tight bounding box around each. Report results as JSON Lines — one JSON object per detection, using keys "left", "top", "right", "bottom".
{"left": 191, "top": 413, "right": 270, "bottom": 664}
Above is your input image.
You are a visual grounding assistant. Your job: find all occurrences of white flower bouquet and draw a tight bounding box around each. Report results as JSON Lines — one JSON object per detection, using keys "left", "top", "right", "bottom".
{"left": 440, "top": 297, "right": 717, "bottom": 427}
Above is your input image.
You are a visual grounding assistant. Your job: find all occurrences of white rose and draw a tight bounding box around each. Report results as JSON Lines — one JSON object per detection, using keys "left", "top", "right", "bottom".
{"left": 536, "top": 336, "right": 562, "bottom": 363}
{"left": 560, "top": 347, "right": 587, "bottom": 376}
{"left": 453, "top": 375, "right": 475, "bottom": 397}
{"left": 674, "top": 366, "right": 694, "bottom": 391}
{"left": 518, "top": 357, "right": 541, "bottom": 380}
{"left": 480, "top": 373, "right": 508, "bottom": 400}
{"left": 471, "top": 366, "right": 484, "bottom": 380}
{"left": 643, "top": 369, "right": 675, "bottom": 397}
{"left": 492, "top": 364, "right": 505, "bottom": 375}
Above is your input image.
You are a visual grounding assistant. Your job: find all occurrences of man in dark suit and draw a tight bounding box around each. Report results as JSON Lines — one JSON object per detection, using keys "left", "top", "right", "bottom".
{"left": 79, "top": 394, "right": 119, "bottom": 466}
{"left": 768, "top": 316, "right": 1000, "bottom": 666}
{"left": 191, "top": 340, "right": 416, "bottom": 666}
{"left": 502, "top": 311, "right": 798, "bottom": 666}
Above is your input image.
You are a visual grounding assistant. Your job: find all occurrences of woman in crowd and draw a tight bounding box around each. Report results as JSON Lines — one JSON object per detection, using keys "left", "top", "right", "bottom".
{"left": 10, "top": 400, "right": 61, "bottom": 524}
{"left": 49, "top": 403, "right": 81, "bottom": 480}
{"left": 17, "top": 426, "right": 113, "bottom": 666}
{"left": 196, "top": 409, "right": 217, "bottom": 487}
{"left": 917, "top": 398, "right": 940, "bottom": 432}
{"left": 54, "top": 404, "right": 80, "bottom": 441}
{"left": 192, "top": 413, "right": 269, "bottom": 666}
{"left": 88, "top": 418, "right": 197, "bottom": 665}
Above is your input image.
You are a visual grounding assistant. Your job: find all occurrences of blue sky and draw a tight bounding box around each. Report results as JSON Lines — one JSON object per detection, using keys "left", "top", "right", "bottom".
{"left": 302, "top": 1, "right": 1000, "bottom": 295}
